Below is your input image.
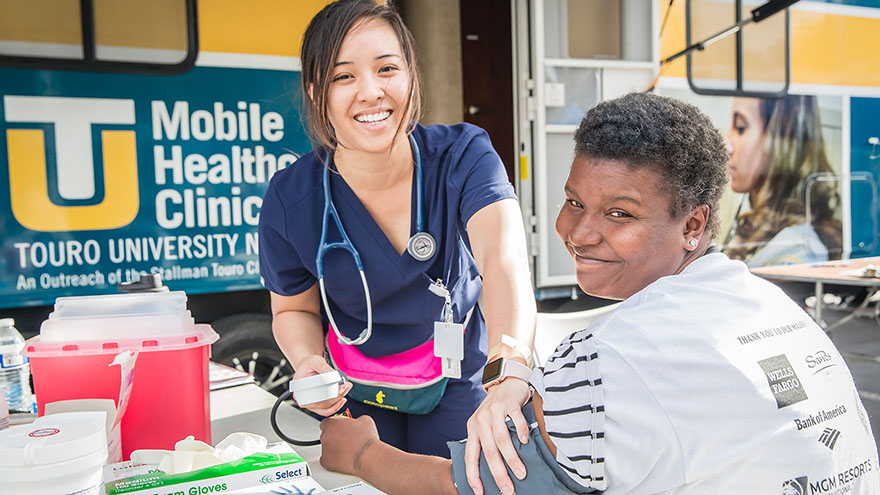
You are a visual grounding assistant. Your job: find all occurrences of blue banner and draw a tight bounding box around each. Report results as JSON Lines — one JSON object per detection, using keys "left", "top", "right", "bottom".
{"left": 812, "top": 0, "right": 880, "bottom": 9}
{"left": 0, "top": 66, "right": 311, "bottom": 307}
{"left": 850, "top": 97, "right": 880, "bottom": 257}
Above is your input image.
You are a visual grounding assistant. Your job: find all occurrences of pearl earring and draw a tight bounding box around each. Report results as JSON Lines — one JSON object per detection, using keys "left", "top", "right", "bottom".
{"left": 688, "top": 239, "right": 697, "bottom": 248}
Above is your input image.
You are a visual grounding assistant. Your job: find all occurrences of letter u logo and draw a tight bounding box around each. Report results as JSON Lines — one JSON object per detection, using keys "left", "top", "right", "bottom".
{"left": 5, "top": 96, "right": 139, "bottom": 232}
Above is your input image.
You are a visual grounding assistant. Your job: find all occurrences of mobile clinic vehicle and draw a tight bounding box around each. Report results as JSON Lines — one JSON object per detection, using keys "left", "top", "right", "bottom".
{"left": 512, "top": 0, "right": 880, "bottom": 298}
{"left": 0, "top": 0, "right": 333, "bottom": 395}
{"left": 2, "top": 0, "right": 879, "bottom": 391}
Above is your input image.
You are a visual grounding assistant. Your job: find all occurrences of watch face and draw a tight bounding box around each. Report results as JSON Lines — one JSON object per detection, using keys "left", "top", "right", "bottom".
{"left": 482, "top": 358, "right": 503, "bottom": 384}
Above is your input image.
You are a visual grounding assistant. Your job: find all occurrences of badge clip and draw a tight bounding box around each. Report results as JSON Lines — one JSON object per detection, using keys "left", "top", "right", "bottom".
{"left": 431, "top": 279, "right": 463, "bottom": 379}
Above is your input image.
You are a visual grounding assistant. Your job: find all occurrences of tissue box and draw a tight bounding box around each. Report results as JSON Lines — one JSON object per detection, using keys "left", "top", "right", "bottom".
{"left": 104, "top": 443, "right": 309, "bottom": 494}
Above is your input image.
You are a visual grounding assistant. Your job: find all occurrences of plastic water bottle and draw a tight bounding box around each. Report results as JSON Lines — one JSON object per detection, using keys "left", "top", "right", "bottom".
{"left": 0, "top": 318, "right": 35, "bottom": 413}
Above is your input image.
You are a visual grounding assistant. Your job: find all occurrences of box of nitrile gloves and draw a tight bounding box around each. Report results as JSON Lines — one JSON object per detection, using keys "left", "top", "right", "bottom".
{"left": 104, "top": 443, "right": 310, "bottom": 495}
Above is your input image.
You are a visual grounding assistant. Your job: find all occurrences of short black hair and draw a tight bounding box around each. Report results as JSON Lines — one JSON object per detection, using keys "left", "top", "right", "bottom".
{"left": 574, "top": 92, "right": 729, "bottom": 238}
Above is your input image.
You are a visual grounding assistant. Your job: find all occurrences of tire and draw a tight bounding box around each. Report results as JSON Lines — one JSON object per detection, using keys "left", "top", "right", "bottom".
{"left": 210, "top": 313, "right": 293, "bottom": 397}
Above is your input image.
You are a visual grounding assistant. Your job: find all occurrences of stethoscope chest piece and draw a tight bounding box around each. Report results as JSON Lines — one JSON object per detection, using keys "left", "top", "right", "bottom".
{"left": 407, "top": 231, "right": 436, "bottom": 261}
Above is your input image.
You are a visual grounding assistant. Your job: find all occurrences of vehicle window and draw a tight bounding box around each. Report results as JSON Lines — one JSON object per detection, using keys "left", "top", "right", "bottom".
{"left": 0, "top": 0, "right": 196, "bottom": 73}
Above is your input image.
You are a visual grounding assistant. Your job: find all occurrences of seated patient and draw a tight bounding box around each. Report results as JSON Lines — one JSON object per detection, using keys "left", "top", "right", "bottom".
{"left": 319, "top": 93, "right": 880, "bottom": 494}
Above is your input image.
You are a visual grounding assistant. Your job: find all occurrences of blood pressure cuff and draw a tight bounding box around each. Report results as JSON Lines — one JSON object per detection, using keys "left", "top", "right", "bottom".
{"left": 447, "top": 401, "right": 597, "bottom": 495}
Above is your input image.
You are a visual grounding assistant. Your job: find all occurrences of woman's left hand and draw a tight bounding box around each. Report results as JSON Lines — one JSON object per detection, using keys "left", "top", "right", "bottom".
{"left": 464, "top": 378, "right": 531, "bottom": 495}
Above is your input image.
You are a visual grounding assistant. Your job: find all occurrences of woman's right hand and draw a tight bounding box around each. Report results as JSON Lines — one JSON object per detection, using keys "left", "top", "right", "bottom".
{"left": 293, "top": 354, "right": 353, "bottom": 416}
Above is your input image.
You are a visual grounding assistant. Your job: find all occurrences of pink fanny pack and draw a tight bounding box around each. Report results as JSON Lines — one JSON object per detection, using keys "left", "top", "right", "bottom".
{"left": 327, "top": 330, "right": 444, "bottom": 386}
{"left": 326, "top": 310, "right": 472, "bottom": 414}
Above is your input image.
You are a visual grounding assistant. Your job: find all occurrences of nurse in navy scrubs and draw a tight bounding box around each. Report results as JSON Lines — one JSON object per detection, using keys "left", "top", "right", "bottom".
{"left": 258, "top": 0, "right": 536, "bottom": 458}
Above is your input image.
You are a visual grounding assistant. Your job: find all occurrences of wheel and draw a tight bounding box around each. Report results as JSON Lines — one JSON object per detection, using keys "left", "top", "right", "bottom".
{"left": 210, "top": 313, "right": 294, "bottom": 397}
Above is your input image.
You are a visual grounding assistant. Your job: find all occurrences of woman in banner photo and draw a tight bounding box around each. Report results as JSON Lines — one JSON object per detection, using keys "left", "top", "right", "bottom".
{"left": 258, "top": 0, "right": 536, "bottom": 457}
{"left": 318, "top": 93, "right": 879, "bottom": 495}
{"left": 723, "top": 94, "right": 843, "bottom": 266}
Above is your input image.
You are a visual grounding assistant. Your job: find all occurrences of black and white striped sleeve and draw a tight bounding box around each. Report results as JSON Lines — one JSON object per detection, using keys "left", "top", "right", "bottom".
{"left": 531, "top": 330, "right": 607, "bottom": 490}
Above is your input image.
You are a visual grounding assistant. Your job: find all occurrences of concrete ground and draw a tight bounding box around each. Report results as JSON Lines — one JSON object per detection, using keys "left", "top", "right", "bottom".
{"left": 824, "top": 307, "right": 880, "bottom": 449}
{"left": 536, "top": 293, "right": 880, "bottom": 450}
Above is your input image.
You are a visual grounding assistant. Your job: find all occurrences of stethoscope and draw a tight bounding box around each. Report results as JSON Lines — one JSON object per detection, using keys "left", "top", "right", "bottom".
{"left": 317, "top": 134, "right": 436, "bottom": 346}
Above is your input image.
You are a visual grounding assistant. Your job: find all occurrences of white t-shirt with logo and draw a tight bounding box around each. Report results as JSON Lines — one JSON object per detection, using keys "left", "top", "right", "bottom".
{"left": 531, "top": 253, "right": 879, "bottom": 494}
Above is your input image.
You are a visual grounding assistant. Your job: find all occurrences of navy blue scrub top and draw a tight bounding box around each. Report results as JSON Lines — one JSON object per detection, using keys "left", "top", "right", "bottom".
{"left": 258, "top": 123, "right": 516, "bottom": 375}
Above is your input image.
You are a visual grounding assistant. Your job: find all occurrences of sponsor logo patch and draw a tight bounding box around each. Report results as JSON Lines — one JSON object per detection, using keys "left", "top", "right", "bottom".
{"left": 758, "top": 354, "right": 808, "bottom": 408}
{"left": 818, "top": 428, "right": 841, "bottom": 450}
{"left": 808, "top": 459, "right": 874, "bottom": 494}
{"left": 782, "top": 476, "right": 808, "bottom": 495}
{"left": 793, "top": 404, "right": 847, "bottom": 431}
{"left": 805, "top": 349, "right": 837, "bottom": 375}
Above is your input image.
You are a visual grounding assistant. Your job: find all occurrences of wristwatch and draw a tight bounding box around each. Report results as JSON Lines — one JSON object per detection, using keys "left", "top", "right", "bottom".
{"left": 481, "top": 357, "right": 532, "bottom": 391}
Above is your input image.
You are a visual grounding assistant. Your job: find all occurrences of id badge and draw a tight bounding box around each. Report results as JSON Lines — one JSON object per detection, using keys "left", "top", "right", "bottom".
{"left": 434, "top": 321, "right": 464, "bottom": 379}
{"left": 434, "top": 321, "right": 464, "bottom": 360}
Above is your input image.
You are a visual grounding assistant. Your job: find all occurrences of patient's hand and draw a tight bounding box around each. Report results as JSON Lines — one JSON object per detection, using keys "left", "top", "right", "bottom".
{"left": 465, "top": 378, "right": 532, "bottom": 495}
{"left": 319, "top": 415, "right": 380, "bottom": 476}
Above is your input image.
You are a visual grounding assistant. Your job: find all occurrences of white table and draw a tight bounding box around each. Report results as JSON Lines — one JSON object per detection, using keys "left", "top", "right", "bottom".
{"left": 751, "top": 256, "right": 880, "bottom": 335}
{"left": 210, "top": 384, "right": 362, "bottom": 490}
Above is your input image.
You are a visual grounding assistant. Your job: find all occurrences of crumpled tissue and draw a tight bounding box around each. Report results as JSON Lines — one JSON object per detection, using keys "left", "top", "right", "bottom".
{"left": 130, "top": 432, "right": 268, "bottom": 474}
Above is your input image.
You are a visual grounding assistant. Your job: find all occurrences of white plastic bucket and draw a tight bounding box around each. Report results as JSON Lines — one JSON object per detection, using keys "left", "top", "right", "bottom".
{"left": 0, "top": 411, "right": 108, "bottom": 495}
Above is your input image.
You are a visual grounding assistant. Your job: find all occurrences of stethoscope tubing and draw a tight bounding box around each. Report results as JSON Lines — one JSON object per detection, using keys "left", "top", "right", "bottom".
{"left": 316, "top": 134, "right": 427, "bottom": 346}
{"left": 319, "top": 273, "right": 372, "bottom": 346}
{"left": 413, "top": 136, "right": 424, "bottom": 232}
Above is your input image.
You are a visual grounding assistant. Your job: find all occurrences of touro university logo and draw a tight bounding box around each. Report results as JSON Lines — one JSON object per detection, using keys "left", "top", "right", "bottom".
{"left": 758, "top": 354, "right": 808, "bottom": 408}
{"left": 782, "top": 476, "right": 808, "bottom": 495}
{"left": 4, "top": 95, "right": 139, "bottom": 231}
